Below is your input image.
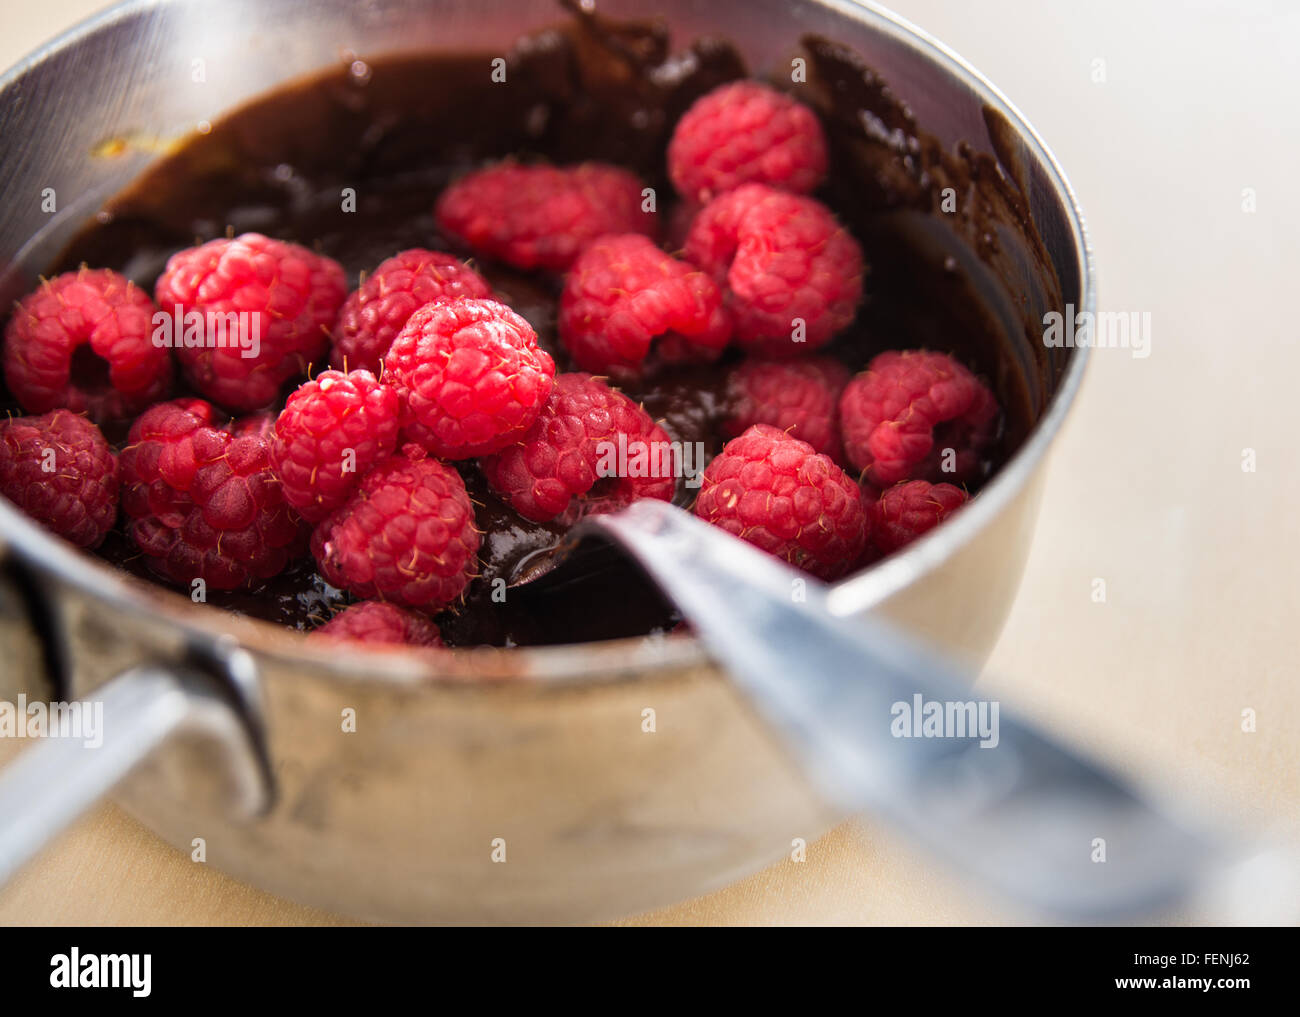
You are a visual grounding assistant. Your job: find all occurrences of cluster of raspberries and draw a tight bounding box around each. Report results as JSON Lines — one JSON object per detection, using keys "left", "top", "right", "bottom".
{"left": 0, "top": 78, "right": 1000, "bottom": 648}
{"left": 0, "top": 228, "right": 676, "bottom": 645}
{"left": 431, "top": 79, "right": 863, "bottom": 377}
{"left": 709, "top": 345, "right": 997, "bottom": 570}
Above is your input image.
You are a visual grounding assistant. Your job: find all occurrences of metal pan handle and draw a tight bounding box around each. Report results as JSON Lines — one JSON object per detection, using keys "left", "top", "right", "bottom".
{"left": 0, "top": 664, "right": 270, "bottom": 886}
{"left": 577, "top": 500, "right": 1299, "bottom": 923}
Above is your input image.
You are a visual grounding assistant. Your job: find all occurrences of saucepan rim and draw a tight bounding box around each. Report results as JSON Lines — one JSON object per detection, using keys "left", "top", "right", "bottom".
{"left": 0, "top": 0, "right": 1093, "bottom": 686}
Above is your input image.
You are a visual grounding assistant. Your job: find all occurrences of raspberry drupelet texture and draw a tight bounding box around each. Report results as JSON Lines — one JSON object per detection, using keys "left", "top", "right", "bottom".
{"left": 270, "top": 369, "right": 400, "bottom": 522}
{"left": 154, "top": 233, "right": 347, "bottom": 412}
{"left": 683, "top": 184, "right": 863, "bottom": 358}
{"left": 434, "top": 161, "right": 659, "bottom": 272}
{"left": 839, "top": 349, "right": 999, "bottom": 487}
{"left": 311, "top": 445, "right": 480, "bottom": 610}
{"left": 385, "top": 298, "right": 555, "bottom": 460}
{"left": 0, "top": 410, "right": 119, "bottom": 548}
{"left": 558, "top": 234, "right": 731, "bottom": 378}
{"left": 481, "top": 372, "right": 675, "bottom": 523}
{"left": 309, "top": 600, "right": 444, "bottom": 648}
{"left": 668, "top": 80, "right": 829, "bottom": 202}
{"left": 3, "top": 268, "right": 171, "bottom": 422}
{"left": 723, "top": 357, "right": 851, "bottom": 461}
{"left": 119, "top": 398, "right": 305, "bottom": 589}
{"left": 693, "top": 423, "right": 867, "bottom": 580}
{"left": 870, "top": 479, "right": 969, "bottom": 555}
{"left": 331, "top": 249, "right": 492, "bottom": 374}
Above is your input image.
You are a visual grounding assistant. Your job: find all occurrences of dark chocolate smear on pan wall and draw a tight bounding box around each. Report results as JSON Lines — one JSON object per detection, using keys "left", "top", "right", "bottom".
{"left": 511, "top": 0, "right": 747, "bottom": 182}
{"left": 7, "top": 12, "right": 1051, "bottom": 645}
{"left": 795, "top": 34, "right": 1065, "bottom": 427}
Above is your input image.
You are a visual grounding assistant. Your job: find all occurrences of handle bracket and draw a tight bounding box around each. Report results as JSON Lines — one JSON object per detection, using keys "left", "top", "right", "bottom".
{"left": 0, "top": 664, "right": 271, "bottom": 886}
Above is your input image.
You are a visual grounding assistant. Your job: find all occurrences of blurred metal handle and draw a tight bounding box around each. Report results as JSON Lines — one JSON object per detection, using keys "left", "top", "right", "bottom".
{"left": 580, "top": 500, "right": 1249, "bottom": 921}
{"left": 0, "top": 665, "right": 269, "bottom": 886}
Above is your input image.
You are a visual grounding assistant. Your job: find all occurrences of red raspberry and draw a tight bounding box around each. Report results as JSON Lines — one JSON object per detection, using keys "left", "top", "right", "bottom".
{"left": 482, "top": 372, "right": 675, "bottom": 523}
{"left": 154, "top": 233, "right": 346, "bottom": 412}
{"left": 0, "top": 410, "right": 118, "bottom": 548}
{"left": 668, "top": 80, "right": 829, "bottom": 202}
{"left": 435, "top": 161, "right": 658, "bottom": 272}
{"left": 870, "top": 479, "right": 969, "bottom": 555}
{"left": 558, "top": 234, "right": 731, "bottom": 378}
{"left": 311, "top": 446, "right": 480, "bottom": 610}
{"left": 839, "top": 350, "right": 999, "bottom": 487}
{"left": 385, "top": 298, "right": 555, "bottom": 460}
{"left": 120, "top": 398, "right": 305, "bottom": 589}
{"left": 684, "top": 184, "right": 863, "bottom": 357}
{"left": 723, "top": 357, "right": 850, "bottom": 460}
{"left": 2, "top": 268, "right": 171, "bottom": 422}
{"left": 693, "top": 423, "right": 866, "bottom": 580}
{"left": 310, "top": 601, "right": 444, "bottom": 648}
{"left": 331, "top": 249, "right": 492, "bottom": 374}
{"left": 270, "top": 369, "right": 400, "bottom": 522}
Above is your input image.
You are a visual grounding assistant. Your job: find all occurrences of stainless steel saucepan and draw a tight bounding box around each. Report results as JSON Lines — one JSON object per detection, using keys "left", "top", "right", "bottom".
{"left": 0, "top": 0, "right": 1113, "bottom": 923}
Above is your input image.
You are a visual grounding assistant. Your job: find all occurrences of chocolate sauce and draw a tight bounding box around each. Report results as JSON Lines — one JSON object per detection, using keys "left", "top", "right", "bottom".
{"left": 5, "top": 7, "right": 1061, "bottom": 646}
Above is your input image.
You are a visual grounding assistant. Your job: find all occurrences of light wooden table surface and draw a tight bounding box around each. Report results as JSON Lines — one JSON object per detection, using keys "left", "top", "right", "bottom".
{"left": 1, "top": 0, "right": 1296, "bottom": 925}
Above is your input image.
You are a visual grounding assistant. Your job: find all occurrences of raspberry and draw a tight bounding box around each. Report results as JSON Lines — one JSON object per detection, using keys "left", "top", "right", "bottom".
{"left": 558, "top": 234, "right": 731, "bottom": 378}
{"left": 310, "top": 601, "right": 444, "bottom": 648}
{"left": 693, "top": 423, "right": 866, "bottom": 580}
{"left": 435, "top": 161, "right": 658, "bottom": 272}
{"left": 839, "top": 350, "right": 999, "bottom": 487}
{"left": 311, "top": 446, "right": 480, "bottom": 610}
{"left": 482, "top": 372, "right": 675, "bottom": 523}
{"left": 683, "top": 184, "right": 863, "bottom": 357}
{"left": 331, "top": 249, "right": 492, "bottom": 374}
{"left": 120, "top": 398, "right": 305, "bottom": 589}
{"left": 2, "top": 268, "right": 171, "bottom": 422}
{"left": 385, "top": 298, "right": 555, "bottom": 460}
{"left": 723, "top": 356, "right": 850, "bottom": 460}
{"left": 0, "top": 410, "right": 118, "bottom": 548}
{"left": 270, "top": 369, "right": 400, "bottom": 522}
{"left": 668, "top": 80, "right": 829, "bottom": 202}
{"left": 870, "top": 479, "right": 969, "bottom": 555}
{"left": 154, "top": 233, "right": 346, "bottom": 412}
